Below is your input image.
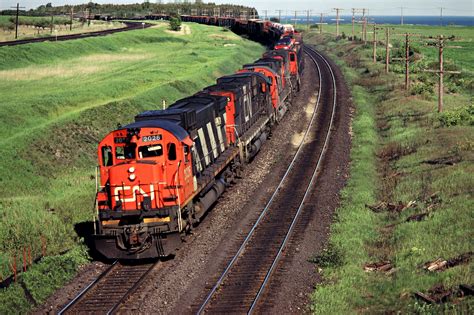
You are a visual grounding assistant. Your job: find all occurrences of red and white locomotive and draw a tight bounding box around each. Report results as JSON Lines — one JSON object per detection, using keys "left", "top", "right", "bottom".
{"left": 93, "top": 15, "right": 304, "bottom": 259}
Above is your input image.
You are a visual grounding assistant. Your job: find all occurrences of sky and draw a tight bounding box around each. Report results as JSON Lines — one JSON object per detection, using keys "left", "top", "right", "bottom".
{"left": 1, "top": 0, "right": 473, "bottom": 16}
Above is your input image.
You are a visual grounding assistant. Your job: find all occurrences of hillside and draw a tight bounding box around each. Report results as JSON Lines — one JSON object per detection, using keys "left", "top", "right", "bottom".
{"left": 306, "top": 24, "right": 473, "bottom": 313}
{"left": 0, "top": 21, "right": 265, "bottom": 312}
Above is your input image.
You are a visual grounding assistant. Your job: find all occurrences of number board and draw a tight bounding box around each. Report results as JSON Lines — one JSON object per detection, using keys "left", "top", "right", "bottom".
{"left": 142, "top": 135, "right": 162, "bottom": 142}
{"left": 114, "top": 137, "right": 127, "bottom": 144}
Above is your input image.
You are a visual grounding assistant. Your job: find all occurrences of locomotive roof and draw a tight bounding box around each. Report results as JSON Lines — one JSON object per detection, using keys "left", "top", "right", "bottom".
{"left": 244, "top": 60, "right": 280, "bottom": 73}
{"left": 170, "top": 93, "right": 227, "bottom": 112}
{"left": 205, "top": 83, "right": 246, "bottom": 95}
{"left": 121, "top": 118, "right": 189, "bottom": 141}
{"left": 218, "top": 72, "right": 272, "bottom": 85}
{"left": 264, "top": 50, "right": 290, "bottom": 59}
{"left": 242, "top": 65, "right": 279, "bottom": 77}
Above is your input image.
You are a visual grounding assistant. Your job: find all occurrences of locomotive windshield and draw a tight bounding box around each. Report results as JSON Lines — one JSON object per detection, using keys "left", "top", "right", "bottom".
{"left": 278, "top": 37, "right": 292, "bottom": 45}
{"left": 139, "top": 144, "right": 163, "bottom": 159}
{"left": 116, "top": 144, "right": 136, "bottom": 160}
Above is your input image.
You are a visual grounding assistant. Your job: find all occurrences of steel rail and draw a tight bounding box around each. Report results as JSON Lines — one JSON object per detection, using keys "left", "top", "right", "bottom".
{"left": 106, "top": 262, "right": 157, "bottom": 314}
{"left": 196, "top": 45, "right": 327, "bottom": 315}
{"left": 57, "top": 260, "right": 118, "bottom": 315}
{"left": 57, "top": 260, "right": 156, "bottom": 314}
{"left": 247, "top": 45, "right": 338, "bottom": 314}
{"left": 0, "top": 22, "right": 152, "bottom": 47}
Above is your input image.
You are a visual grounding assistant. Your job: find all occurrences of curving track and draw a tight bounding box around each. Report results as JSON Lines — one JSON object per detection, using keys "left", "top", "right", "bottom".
{"left": 0, "top": 22, "right": 152, "bottom": 47}
{"left": 50, "top": 45, "right": 339, "bottom": 315}
{"left": 57, "top": 260, "right": 157, "bottom": 314}
{"left": 195, "top": 45, "right": 338, "bottom": 314}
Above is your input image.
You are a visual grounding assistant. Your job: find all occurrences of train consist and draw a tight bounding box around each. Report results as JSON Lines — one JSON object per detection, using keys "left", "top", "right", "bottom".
{"left": 93, "top": 15, "right": 304, "bottom": 259}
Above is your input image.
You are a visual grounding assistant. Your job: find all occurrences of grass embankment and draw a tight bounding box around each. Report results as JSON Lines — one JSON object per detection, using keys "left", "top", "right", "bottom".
{"left": 306, "top": 24, "right": 473, "bottom": 313}
{"left": 0, "top": 15, "right": 125, "bottom": 41}
{"left": 0, "top": 15, "right": 126, "bottom": 42}
{"left": 0, "top": 21, "right": 264, "bottom": 312}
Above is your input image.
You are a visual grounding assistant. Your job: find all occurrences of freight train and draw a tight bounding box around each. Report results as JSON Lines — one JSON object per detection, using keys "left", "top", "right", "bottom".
{"left": 93, "top": 15, "right": 304, "bottom": 259}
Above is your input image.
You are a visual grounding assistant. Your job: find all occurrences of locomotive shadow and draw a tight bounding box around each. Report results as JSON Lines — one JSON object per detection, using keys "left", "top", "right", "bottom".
{"left": 74, "top": 221, "right": 174, "bottom": 264}
{"left": 74, "top": 221, "right": 111, "bottom": 263}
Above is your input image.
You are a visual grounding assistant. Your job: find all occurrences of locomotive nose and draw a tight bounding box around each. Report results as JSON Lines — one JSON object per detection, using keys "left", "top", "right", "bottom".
{"left": 108, "top": 162, "right": 160, "bottom": 211}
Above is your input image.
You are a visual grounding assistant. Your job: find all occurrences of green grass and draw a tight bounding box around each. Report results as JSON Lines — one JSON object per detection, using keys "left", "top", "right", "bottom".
{"left": 307, "top": 24, "right": 473, "bottom": 313}
{"left": 0, "top": 21, "right": 265, "bottom": 312}
{"left": 0, "top": 15, "right": 126, "bottom": 42}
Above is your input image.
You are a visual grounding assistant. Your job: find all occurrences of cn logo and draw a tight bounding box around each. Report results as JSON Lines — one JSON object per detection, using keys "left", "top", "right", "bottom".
{"left": 114, "top": 185, "right": 155, "bottom": 202}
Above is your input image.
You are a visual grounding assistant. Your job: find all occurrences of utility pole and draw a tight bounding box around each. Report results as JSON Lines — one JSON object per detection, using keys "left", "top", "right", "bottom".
{"left": 439, "top": 7, "right": 444, "bottom": 26}
{"left": 319, "top": 13, "right": 325, "bottom": 34}
{"left": 262, "top": 10, "right": 268, "bottom": 21}
{"left": 332, "top": 8, "right": 343, "bottom": 36}
{"left": 385, "top": 27, "right": 390, "bottom": 73}
{"left": 392, "top": 33, "right": 414, "bottom": 90}
{"left": 404, "top": 33, "right": 410, "bottom": 90}
{"left": 372, "top": 24, "right": 377, "bottom": 63}
{"left": 70, "top": 7, "right": 74, "bottom": 31}
{"left": 50, "top": 14, "right": 54, "bottom": 34}
{"left": 10, "top": 3, "right": 25, "bottom": 39}
{"left": 351, "top": 8, "right": 364, "bottom": 40}
{"left": 351, "top": 8, "right": 356, "bottom": 39}
{"left": 438, "top": 37, "right": 444, "bottom": 111}
{"left": 315, "top": 13, "right": 327, "bottom": 34}
{"left": 362, "top": 8, "right": 367, "bottom": 43}
{"left": 305, "top": 10, "right": 312, "bottom": 31}
{"left": 362, "top": 16, "right": 368, "bottom": 44}
{"left": 400, "top": 7, "right": 404, "bottom": 25}
{"left": 394, "top": 33, "right": 430, "bottom": 91}
{"left": 424, "top": 35, "right": 462, "bottom": 112}
{"left": 293, "top": 10, "right": 299, "bottom": 28}
{"left": 275, "top": 9, "right": 283, "bottom": 22}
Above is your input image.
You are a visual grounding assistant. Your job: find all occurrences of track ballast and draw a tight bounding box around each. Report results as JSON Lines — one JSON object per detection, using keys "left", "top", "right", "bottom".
{"left": 195, "top": 44, "right": 338, "bottom": 314}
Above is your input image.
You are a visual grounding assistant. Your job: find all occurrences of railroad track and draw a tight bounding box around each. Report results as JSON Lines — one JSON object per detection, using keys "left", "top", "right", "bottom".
{"left": 58, "top": 260, "right": 157, "bottom": 314}
{"left": 0, "top": 22, "right": 152, "bottom": 47}
{"left": 195, "top": 45, "right": 338, "bottom": 314}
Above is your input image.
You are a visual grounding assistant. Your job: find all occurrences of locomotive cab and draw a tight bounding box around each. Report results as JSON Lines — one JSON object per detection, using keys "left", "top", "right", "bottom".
{"left": 94, "top": 121, "right": 194, "bottom": 259}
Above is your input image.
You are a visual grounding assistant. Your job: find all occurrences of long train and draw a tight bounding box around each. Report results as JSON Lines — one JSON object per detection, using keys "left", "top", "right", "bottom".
{"left": 93, "top": 15, "right": 304, "bottom": 259}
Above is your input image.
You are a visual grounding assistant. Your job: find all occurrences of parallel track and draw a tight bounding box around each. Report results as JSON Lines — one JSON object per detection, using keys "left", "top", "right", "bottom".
{"left": 196, "top": 45, "right": 338, "bottom": 314}
{"left": 58, "top": 260, "right": 156, "bottom": 314}
{"left": 0, "top": 22, "right": 152, "bottom": 47}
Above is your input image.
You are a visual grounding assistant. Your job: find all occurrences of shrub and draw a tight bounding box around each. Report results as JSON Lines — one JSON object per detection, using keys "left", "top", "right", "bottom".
{"left": 410, "top": 82, "right": 434, "bottom": 98}
{"left": 169, "top": 16, "right": 181, "bottom": 31}
{"left": 438, "top": 103, "right": 474, "bottom": 127}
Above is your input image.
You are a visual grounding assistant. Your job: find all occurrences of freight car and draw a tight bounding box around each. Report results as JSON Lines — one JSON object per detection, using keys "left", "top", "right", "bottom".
{"left": 93, "top": 15, "right": 304, "bottom": 259}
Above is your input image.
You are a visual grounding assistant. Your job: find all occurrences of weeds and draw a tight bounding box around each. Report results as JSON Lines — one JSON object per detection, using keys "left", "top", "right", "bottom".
{"left": 309, "top": 243, "right": 344, "bottom": 268}
{"left": 307, "top": 23, "right": 473, "bottom": 313}
{"left": 438, "top": 103, "right": 474, "bottom": 127}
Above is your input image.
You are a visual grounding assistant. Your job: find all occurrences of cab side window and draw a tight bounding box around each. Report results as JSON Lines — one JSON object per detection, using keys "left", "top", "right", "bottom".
{"left": 167, "top": 143, "right": 177, "bottom": 161}
{"left": 101, "top": 146, "right": 113, "bottom": 166}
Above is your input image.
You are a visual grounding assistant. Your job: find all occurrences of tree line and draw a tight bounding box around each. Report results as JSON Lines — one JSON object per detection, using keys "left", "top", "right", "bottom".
{"left": 0, "top": 15, "right": 71, "bottom": 32}
{"left": 1, "top": 2, "right": 259, "bottom": 19}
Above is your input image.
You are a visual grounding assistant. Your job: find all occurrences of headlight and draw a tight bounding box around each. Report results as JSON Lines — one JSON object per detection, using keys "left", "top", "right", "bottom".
{"left": 129, "top": 174, "right": 136, "bottom": 181}
{"left": 128, "top": 167, "right": 135, "bottom": 173}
